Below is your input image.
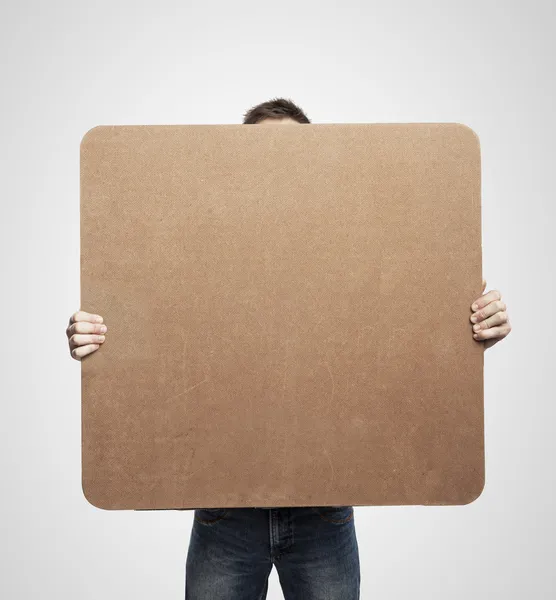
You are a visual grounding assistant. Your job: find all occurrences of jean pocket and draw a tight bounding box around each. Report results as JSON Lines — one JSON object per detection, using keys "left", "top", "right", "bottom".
{"left": 194, "top": 508, "right": 230, "bottom": 524}
{"left": 312, "top": 505, "right": 354, "bottom": 523}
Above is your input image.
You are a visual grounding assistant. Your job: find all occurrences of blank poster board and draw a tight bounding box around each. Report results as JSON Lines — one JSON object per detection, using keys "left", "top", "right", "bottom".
{"left": 80, "top": 123, "right": 484, "bottom": 510}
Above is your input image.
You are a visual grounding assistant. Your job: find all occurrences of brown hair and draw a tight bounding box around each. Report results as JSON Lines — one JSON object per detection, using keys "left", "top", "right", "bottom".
{"left": 242, "top": 97, "right": 311, "bottom": 124}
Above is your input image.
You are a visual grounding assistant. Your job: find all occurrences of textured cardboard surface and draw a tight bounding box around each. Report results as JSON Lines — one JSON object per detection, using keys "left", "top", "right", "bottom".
{"left": 80, "top": 123, "right": 484, "bottom": 510}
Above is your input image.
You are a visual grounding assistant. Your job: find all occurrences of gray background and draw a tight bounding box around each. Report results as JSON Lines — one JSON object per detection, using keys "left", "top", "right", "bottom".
{"left": 1, "top": 0, "right": 554, "bottom": 598}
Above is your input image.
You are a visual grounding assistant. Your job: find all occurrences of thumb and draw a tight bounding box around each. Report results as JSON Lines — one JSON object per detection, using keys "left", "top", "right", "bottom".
{"left": 482, "top": 279, "right": 487, "bottom": 292}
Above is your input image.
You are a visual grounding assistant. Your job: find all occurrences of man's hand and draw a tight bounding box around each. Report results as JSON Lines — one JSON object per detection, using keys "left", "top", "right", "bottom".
{"left": 66, "top": 311, "right": 107, "bottom": 360}
{"left": 470, "top": 280, "right": 511, "bottom": 350}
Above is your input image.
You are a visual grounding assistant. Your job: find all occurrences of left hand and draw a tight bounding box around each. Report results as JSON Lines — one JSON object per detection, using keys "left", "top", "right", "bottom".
{"left": 470, "top": 279, "right": 511, "bottom": 350}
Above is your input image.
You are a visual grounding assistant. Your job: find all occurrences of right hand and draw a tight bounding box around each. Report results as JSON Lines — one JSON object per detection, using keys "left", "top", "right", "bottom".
{"left": 66, "top": 310, "right": 107, "bottom": 361}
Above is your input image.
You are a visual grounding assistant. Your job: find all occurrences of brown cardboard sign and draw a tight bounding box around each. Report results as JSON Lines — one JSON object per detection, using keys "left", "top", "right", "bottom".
{"left": 80, "top": 123, "right": 484, "bottom": 510}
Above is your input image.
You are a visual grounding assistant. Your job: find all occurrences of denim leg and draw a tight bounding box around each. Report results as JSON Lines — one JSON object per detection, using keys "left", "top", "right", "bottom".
{"left": 274, "top": 506, "right": 360, "bottom": 600}
{"left": 185, "top": 508, "right": 272, "bottom": 600}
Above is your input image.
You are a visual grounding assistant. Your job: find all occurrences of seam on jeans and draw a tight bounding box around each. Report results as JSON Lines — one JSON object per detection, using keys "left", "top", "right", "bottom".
{"left": 313, "top": 507, "right": 354, "bottom": 523}
{"left": 194, "top": 509, "right": 230, "bottom": 524}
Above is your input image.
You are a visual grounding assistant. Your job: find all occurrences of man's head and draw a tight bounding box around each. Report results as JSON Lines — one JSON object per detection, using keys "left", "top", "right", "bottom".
{"left": 242, "top": 97, "right": 310, "bottom": 125}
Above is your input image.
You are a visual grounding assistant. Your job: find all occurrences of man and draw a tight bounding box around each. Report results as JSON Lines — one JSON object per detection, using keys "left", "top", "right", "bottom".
{"left": 67, "top": 98, "right": 511, "bottom": 599}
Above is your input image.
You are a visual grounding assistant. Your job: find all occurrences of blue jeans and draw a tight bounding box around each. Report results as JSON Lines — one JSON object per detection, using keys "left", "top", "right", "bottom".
{"left": 185, "top": 506, "right": 360, "bottom": 599}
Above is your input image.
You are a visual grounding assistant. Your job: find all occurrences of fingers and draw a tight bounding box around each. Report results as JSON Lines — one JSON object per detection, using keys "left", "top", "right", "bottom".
{"left": 470, "top": 286, "right": 512, "bottom": 344}
{"left": 68, "top": 311, "right": 103, "bottom": 327}
{"left": 69, "top": 333, "right": 106, "bottom": 347}
{"left": 472, "top": 323, "right": 512, "bottom": 341}
{"left": 66, "top": 320, "right": 107, "bottom": 338}
{"left": 71, "top": 344, "right": 101, "bottom": 361}
{"left": 67, "top": 310, "right": 107, "bottom": 361}
{"left": 471, "top": 288, "right": 501, "bottom": 312}
{"left": 470, "top": 299, "right": 507, "bottom": 325}
{"left": 472, "top": 309, "right": 508, "bottom": 334}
